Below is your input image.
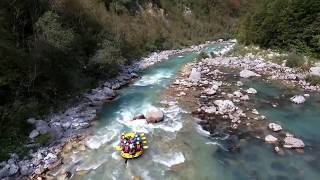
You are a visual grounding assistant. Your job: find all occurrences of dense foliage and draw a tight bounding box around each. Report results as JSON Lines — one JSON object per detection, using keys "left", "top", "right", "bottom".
{"left": 0, "top": 0, "right": 250, "bottom": 160}
{"left": 238, "top": 0, "right": 320, "bottom": 56}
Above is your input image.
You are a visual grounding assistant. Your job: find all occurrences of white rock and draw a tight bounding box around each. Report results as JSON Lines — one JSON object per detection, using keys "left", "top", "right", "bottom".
{"left": 203, "top": 106, "right": 216, "bottom": 114}
{"left": 283, "top": 137, "right": 305, "bottom": 148}
{"left": 214, "top": 100, "right": 236, "bottom": 114}
{"left": 189, "top": 68, "right": 201, "bottom": 83}
{"left": 268, "top": 123, "right": 282, "bottom": 132}
{"left": 246, "top": 88, "right": 257, "bottom": 94}
{"left": 310, "top": 66, "right": 320, "bottom": 76}
{"left": 29, "top": 130, "right": 39, "bottom": 139}
{"left": 8, "top": 164, "right": 19, "bottom": 176}
{"left": 240, "top": 95, "right": 250, "bottom": 101}
{"left": 240, "top": 69, "right": 261, "bottom": 78}
{"left": 233, "top": 90, "right": 243, "bottom": 98}
{"left": 0, "top": 164, "right": 10, "bottom": 178}
{"left": 290, "top": 95, "right": 306, "bottom": 104}
{"left": 236, "top": 81, "right": 244, "bottom": 86}
{"left": 265, "top": 135, "right": 278, "bottom": 143}
{"left": 252, "top": 109, "right": 259, "bottom": 115}
{"left": 204, "top": 88, "right": 216, "bottom": 95}
{"left": 145, "top": 108, "right": 164, "bottom": 123}
{"left": 177, "top": 92, "right": 186, "bottom": 96}
{"left": 274, "top": 146, "right": 280, "bottom": 153}
{"left": 27, "top": 118, "right": 36, "bottom": 124}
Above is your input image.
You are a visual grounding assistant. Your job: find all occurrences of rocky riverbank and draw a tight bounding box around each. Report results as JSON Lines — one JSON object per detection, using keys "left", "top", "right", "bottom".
{"left": 168, "top": 47, "right": 313, "bottom": 157}
{"left": 0, "top": 40, "right": 235, "bottom": 179}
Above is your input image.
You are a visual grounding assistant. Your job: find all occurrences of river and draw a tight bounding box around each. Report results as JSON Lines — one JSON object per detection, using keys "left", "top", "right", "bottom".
{"left": 48, "top": 44, "right": 320, "bottom": 180}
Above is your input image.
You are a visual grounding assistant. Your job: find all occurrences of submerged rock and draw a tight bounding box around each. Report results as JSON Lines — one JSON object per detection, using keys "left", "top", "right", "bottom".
{"left": 145, "top": 108, "right": 164, "bottom": 123}
{"left": 268, "top": 123, "right": 282, "bottom": 132}
{"left": 283, "top": 137, "right": 305, "bottom": 148}
{"left": 240, "top": 69, "right": 261, "bottom": 78}
{"left": 265, "top": 135, "right": 278, "bottom": 143}
{"left": 290, "top": 95, "right": 306, "bottom": 104}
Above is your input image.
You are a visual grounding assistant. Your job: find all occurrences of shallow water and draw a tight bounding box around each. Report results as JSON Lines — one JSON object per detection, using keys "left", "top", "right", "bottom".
{"left": 51, "top": 45, "right": 320, "bottom": 180}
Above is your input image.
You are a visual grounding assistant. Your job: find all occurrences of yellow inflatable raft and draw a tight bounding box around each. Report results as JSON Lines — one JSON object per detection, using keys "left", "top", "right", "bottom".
{"left": 116, "top": 132, "right": 148, "bottom": 159}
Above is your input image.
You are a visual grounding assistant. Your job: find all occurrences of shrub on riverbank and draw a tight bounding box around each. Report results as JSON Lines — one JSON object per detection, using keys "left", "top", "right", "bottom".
{"left": 285, "top": 52, "right": 305, "bottom": 68}
{"left": 197, "top": 52, "right": 209, "bottom": 60}
{"left": 306, "top": 75, "right": 320, "bottom": 85}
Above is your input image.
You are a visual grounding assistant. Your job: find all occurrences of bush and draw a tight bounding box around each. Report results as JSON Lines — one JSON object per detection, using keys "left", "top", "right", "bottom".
{"left": 306, "top": 75, "right": 320, "bottom": 85}
{"left": 285, "top": 52, "right": 305, "bottom": 68}
{"left": 197, "top": 52, "right": 209, "bottom": 60}
{"left": 36, "top": 133, "right": 51, "bottom": 146}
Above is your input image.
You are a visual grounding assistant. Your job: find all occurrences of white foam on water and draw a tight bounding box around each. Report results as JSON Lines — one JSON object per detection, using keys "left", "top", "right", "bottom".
{"left": 153, "top": 152, "right": 185, "bottom": 167}
{"left": 85, "top": 129, "right": 117, "bottom": 149}
{"left": 134, "top": 70, "right": 173, "bottom": 86}
{"left": 76, "top": 156, "right": 109, "bottom": 171}
{"left": 116, "top": 101, "right": 184, "bottom": 134}
{"left": 196, "top": 124, "right": 210, "bottom": 137}
{"left": 111, "top": 151, "right": 121, "bottom": 160}
{"left": 178, "top": 55, "right": 184, "bottom": 58}
{"left": 206, "top": 142, "right": 229, "bottom": 151}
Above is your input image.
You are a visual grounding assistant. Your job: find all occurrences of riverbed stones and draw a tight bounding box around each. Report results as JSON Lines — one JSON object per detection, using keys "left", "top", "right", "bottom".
{"left": 240, "top": 69, "right": 261, "bottom": 78}
{"left": 283, "top": 137, "right": 305, "bottom": 148}
{"left": 268, "top": 123, "right": 282, "bottom": 132}
{"left": 145, "top": 108, "right": 164, "bottom": 123}
{"left": 265, "top": 135, "right": 278, "bottom": 143}
{"left": 290, "top": 95, "right": 306, "bottom": 104}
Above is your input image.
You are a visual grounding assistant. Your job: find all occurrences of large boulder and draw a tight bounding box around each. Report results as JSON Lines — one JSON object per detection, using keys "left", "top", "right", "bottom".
{"left": 188, "top": 68, "right": 201, "bottom": 83}
{"left": 214, "top": 100, "right": 236, "bottom": 114}
{"left": 240, "top": 69, "right": 261, "bottom": 78}
{"left": 283, "top": 137, "right": 305, "bottom": 148}
{"left": 290, "top": 95, "right": 306, "bottom": 104}
{"left": 310, "top": 66, "right": 320, "bottom": 76}
{"left": 268, "top": 123, "right": 282, "bottom": 132}
{"left": 145, "top": 108, "right": 164, "bottom": 123}
{"left": 265, "top": 135, "right": 278, "bottom": 144}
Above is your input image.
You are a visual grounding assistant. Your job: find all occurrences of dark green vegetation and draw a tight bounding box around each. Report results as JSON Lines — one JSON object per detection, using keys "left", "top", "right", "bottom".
{"left": 238, "top": 0, "right": 320, "bottom": 57}
{"left": 0, "top": 0, "right": 251, "bottom": 160}
{"left": 306, "top": 75, "right": 320, "bottom": 85}
{"left": 197, "top": 52, "right": 209, "bottom": 60}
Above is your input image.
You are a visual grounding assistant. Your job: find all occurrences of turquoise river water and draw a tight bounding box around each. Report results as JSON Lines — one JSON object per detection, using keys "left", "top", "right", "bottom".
{"left": 50, "top": 44, "right": 320, "bottom": 180}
